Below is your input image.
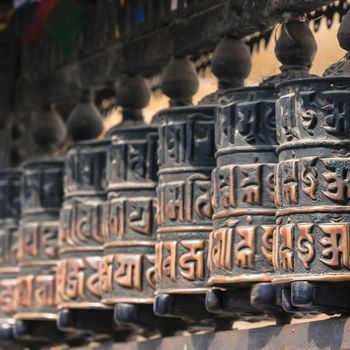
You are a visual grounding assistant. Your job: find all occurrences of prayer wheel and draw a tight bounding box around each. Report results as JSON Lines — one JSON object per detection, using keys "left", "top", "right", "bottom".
{"left": 101, "top": 75, "right": 186, "bottom": 335}
{"left": 0, "top": 170, "right": 21, "bottom": 348}
{"left": 273, "top": 11, "right": 350, "bottom": 313}
{"left": 154, "top": 53, "right": 243, "bottom": 328}
{"left": 15, "top": 160, "right": 68, "bottom": 344}
{"left": 57, "top": 140, "right": 129, "bottom": 340}
{"left": 206, "top": 16, "right": 318, "bottom": 322}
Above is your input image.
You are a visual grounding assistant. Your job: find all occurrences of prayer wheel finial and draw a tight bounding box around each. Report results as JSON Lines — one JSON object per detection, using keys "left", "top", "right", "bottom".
{"left": 161, "top": 57, "right": 199, "bottom": 107}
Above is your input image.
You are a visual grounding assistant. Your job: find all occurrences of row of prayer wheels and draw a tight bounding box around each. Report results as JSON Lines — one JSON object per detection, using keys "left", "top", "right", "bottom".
{"left": 1, "top": 10, "right": 350, "bottom": 348}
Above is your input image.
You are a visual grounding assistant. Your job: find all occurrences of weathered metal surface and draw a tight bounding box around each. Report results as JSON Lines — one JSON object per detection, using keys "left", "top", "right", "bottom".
{"left": 70, "top": 316, "right": 350, "bottom": 350}
{"left": 208, "top": 86, "right": 277, "bottom": 286}
{"left": 16, "top": 160, "right": 64, "bottom": 321}
{"left": 101, "top": 126, "right": 158, "bottom": 305}
{"left": 156, "top": 106, "right": 215, "bottom": 295}
{"left": 58, "top": 140, "right": 109, "bottom": 311}
{"left": 0, "top": 170, "right": 21, "bottom": 325}
{"left": 273, "top": 76, "right": 350, "bottom": 282}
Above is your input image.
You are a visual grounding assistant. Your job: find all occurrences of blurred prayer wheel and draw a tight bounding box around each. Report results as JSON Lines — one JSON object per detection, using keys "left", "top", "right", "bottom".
{"left": 0, "top": 170, "right": 21, "bottom": 346}
{"left": 101, "top": 126, "right": 159, "bottom": 324}
{"left": 101, "top": 75, "right": 186, "bottom": 335}
{"left": 57, "top": 140, "right": 127, "bottom": 340}
{"left": 206, "top": 85, "right": 280, "bottom": 318}
{"left": 155, "top": 105, "right": 215, "bottom": 297}
{"left": 15, "top": 160, "right": 67, "bottom": 344}
{"left": 154, "top": 56, "right": 232, "bottom": 329}
{"left": 206, "top": 16, "right": 317, "bottom": 321}
{"left": 272, "top": 10, "right": 350, "bottom": 314}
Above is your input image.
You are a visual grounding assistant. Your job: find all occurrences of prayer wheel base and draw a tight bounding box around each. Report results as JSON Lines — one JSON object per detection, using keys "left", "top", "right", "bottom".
{"left": 277, "top": 282, "right": 350, "bottom": 315}
{"left": 0, "top": 324, "right": 25, "bottom": 350}
{"left": 154, "top": 294, "right": 233, "bottom": 331}
{"left": 13, "top": 319, "right": 66, "bottom": 344}
{"left": 57, "top": 309, "right": 132, "bottom": 342}
{"left": 114, "top": 303, "right": 188, "bottom": 336}
{"left": 206, "top": 286, "right": 288, "bottom": 324}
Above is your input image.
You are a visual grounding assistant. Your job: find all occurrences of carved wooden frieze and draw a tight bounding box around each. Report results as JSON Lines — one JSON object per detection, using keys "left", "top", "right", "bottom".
{"left": 16, "top": 161, "right": 63, "bottom": 320}
{"left": 58, "top": 140, "right": 108, "bottom": 310}
{"left": 273, "top": 77, "right": 350, "bottom": 282}
{"left": 101, "top": 126, "right": 158, "bottom": 305}
{"left": 208, "top": 87, "right": 278, "bottom": 285}
{"left": 155, "top": 106, "right": 215, "bottom": 294}
{"left": 0, "top": 170, "right": 21, "bottom": 323}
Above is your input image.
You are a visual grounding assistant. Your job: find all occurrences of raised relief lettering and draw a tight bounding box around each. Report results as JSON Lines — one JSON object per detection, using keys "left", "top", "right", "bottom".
{"left": 297, "top": 223, "right": 315, "bottom": 270}
{"left": 145, "top": 255, "right": 156, "bottom": 290}
{"left": 208, "top": 226, "right": 235, "bottom": 271}
{"left": 127, "top": 200, "right": 152, "bottom": 235}
{"left": 161, "top": 241, "right": 177, "bottom": 281}
{"left": 188, "top": 119, "right": 215, "bottom": 161}
{"left": 278, "top": 93, "right": 299, "bottom": 142}
{"left": 261, "top": 225, "right": 274, "bottom": 264}
{"left": 234, "top": 226, "right": 256, "bottom": 269}
{"left": 165, "top": 184, "right": 184, "bottom": 223}
{"left": 127, "top": 144, "right": 146, "bottom": 180}
{"left": 240, "top": 165, "right": 262, "bottom": 205}
{"left": 322, "top": 95, "right": 349, "bottom": 136}
{"left": 179, "top": 240, "right": 205, "bottom": 281}
{"left": 282, "top": 160, "right": 298, "bottom": 204}
{"left": 99, "top": 255, "right": 113, "bottom": 293}
{"left": 109, "top": 201, "right": 125, "bottom": 238}
{"left": 35, "top": 275, "right": 56, "bottom": 306}
{"left": 319, "top": 223, "right": 350, "bottom": 269}
{"left": 279, "top": 224, "right": 294, "bottom": 271}
{"left": 114, "top": 254, "right": 142, "bottom": 290}
{"left": 18, "top": 224, "right": 39, "bottom": 260}
{"left": 192, "top": 178, "right": 212, "bottom": 221}
{"left": 264, "top": 166, "right": 275, "bottom": 203}
{"left": 17, "top": 276, "right": 33, "bottom": 308}
{"left": 323, "top": 160, "right": 350, "bottom": 202}
{"left": 167, "top": 124, "right": 185, "bottom": 163}
{"left": 215, "top": 167, "right": 235, "bottom": 209}
{"left": 58, "top": 257, "right": 102, "bottom": 302}
{"left": 86, "top": 257, "right": 102, "bottom": 297}
{"left": 61, "top": 259, "right": 86, "bottom": 301}
{"left": 301, "top": 157, "right": 318, "bottom": 200}
{"left": 0, "top": 279, "right": 16, "bottom": 314}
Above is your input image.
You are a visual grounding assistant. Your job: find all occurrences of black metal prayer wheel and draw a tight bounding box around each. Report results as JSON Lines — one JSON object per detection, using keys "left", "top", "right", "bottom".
{"left": 272, "top": 11, "right": 350, "bottom": 314}
{"left": 0, "top": 170, "right": 21, "bottom": 347}
{"left": 57, "top": 140, "right": 127, "bottom": 340}
{"left": 206, "top": 85, "right": 279, "bottom": 318}
{"left": 155, "top": 105, "right": 215, "bottom": 305}
{"left": 154, "top": 56, "right": 233, "bottom": 329}
{"left": 101, "top": 126, "right": 159, "bottom": 322}
{"left": 15, "top": 160, "right": 67, "bottom": 344}
{"left": 101, "top": 75, "right": 186, "bottom": 335}
{"left": 206, "top": 16, "right": 318, "bottom": 322}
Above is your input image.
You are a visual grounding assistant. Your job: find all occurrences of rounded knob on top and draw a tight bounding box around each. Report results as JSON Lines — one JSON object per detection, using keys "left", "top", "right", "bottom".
{"left": 32, "top": 103, "right": 66, "bottom": 151}
{"left": 67, "top": 90, "right": 104, "bottom": 141}
{"left": 115, "top": 75, "right": 151, "bottom": 123}
{"left": 212, "top": 37, "right": 252, "bottom": 90}
{"left": 161, "top": 57, "right": 199, "bottom": 107}
{"left": 275, "top": 15, "right": 317, "bottom": 69}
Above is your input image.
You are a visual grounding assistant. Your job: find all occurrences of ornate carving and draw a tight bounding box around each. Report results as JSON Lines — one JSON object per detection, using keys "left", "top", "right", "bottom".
{"left": 209, "top": 87, "right": 277, "bottom": 285}
{"left": 274, "top": 77, "right": 350, "bottom": 282}
{"left": 59, "top": 140, "right": 108, "bottom": 310}
{"left": 0, "top": 170, "right": 21, "bottom": 322}
{"left": 102, "top": 126, "right": 158, "bottom": 305}
{"left": 16, "top": 161, "right": 63, "bottom": 320}
{"left": 156, "top": 106, "right": 215, "bottom": 293}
